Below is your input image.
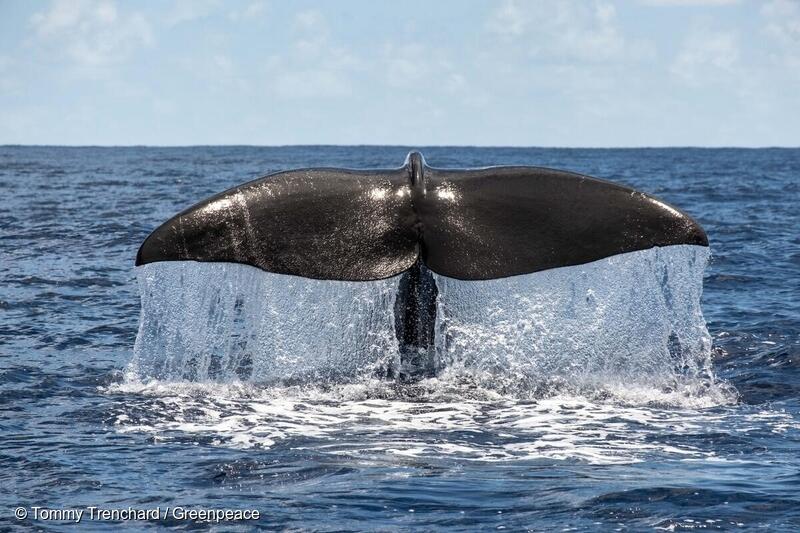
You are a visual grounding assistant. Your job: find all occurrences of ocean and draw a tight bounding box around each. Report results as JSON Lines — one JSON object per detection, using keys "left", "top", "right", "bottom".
{"left": 2, "top": 146, "right": 799, "bottom": 531}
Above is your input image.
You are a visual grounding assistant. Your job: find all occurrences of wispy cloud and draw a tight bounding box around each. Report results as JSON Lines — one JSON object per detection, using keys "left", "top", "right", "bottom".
{"left": 761, "top": 0, "right": 800, "bottom": 69}
{"left": 670, "top": 27, "right": 740, "bottom": 85}
{"left": 638, "top": 0, "right": 738, "bottom": 6}
{"left": 29, "top": 0, "right": 153, "bottom": 67}
{"left": 165, "top": 0, "right": 221, "bottom": 26}
{"left": 228, "top": 1, "right": 268, "bottom": 22}
{"left": 485, "top": 1, "right": 527, "bottom": 38}
{"left": 2, "top": 1, "right": 797, "bottom": 145}
{"left": 486, "top": 0, "right": 645, "bottom": 63}
{"left": 265, "top": 10, "right": 360, "bottom": 99}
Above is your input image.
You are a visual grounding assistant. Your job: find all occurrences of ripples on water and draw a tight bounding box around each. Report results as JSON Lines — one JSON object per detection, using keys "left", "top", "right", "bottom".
{"left": 2, "top": 146, "right": 799, "bottom": 531}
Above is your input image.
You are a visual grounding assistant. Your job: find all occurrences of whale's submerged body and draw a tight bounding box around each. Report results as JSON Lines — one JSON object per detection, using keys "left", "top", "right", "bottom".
{"left": 135, "top": 152, "right": 708, "bottom": 380}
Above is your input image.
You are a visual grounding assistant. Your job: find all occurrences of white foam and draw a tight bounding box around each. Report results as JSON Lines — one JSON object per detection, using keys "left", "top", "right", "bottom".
{"left": 104, "top": 380, "right": 787, "bottom": 465}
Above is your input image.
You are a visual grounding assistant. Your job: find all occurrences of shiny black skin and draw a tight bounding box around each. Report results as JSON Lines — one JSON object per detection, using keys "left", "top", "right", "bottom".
{"left": 137, "top": 152, "right": 708, "bottom": 360}
{"left": 392, "top": 260, "right": 438, "bottom": 380}
{"left": 137, "top": 152, "right": 707, "bottom": 280}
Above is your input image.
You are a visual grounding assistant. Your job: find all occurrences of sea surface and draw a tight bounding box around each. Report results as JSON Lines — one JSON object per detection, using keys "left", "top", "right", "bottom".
{"left": 1, "top": 146, "right": 799, "bottom": 531}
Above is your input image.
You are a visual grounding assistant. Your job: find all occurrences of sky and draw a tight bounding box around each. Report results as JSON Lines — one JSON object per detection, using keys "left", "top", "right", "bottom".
{"left": 0, "top": 0, "right": 798, "bottom": 147}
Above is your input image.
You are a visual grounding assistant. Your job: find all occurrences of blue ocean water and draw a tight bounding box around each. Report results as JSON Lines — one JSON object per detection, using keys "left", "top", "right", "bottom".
{"left": 1, "top": 146, "right": 799, "bottom": 531}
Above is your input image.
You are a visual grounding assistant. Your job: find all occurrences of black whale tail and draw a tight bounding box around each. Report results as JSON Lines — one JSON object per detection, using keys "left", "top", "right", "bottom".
{"left": 136, "top": 152, "right": 708, "bottom": 370}
{"left": 392, "top": 259, "right": 438, "bottom": 380}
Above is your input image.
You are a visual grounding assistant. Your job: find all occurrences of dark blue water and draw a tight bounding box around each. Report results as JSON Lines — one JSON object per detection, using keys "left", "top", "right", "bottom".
{"left": 2, "top": 146, "right": 799, "bottom": 531}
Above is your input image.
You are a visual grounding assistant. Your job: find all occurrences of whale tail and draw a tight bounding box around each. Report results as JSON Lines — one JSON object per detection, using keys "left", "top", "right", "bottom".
{"left": 136, "top": 152, "right": 708, "bottom": 365}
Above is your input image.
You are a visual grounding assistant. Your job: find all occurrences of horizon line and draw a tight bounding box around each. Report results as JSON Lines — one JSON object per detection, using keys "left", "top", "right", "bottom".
{"left": 2, "top": 144, "right": 799, "bottom": 150}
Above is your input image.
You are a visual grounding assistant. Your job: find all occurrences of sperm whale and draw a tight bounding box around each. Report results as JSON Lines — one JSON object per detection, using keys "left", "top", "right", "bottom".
{"left": 136, "top": 152, "right": 708, "bottom": 376}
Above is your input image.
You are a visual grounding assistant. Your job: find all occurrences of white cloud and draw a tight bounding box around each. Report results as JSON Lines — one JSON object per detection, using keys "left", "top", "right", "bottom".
{"left": 383, "top": 44, "right": 426, "bottom": 87}
{"left": 670, "top": 27, "right": 740, "bottom": 85}
{"left": 165, "top": 0, "right": 220, "bottom": 26}
{"left": 762, "top": 0, "right": 800, "bottom": 44}
{"left": 638, "top": 0, "right": 738, "bottom": 6}
{"left": 29, "top": 0, "right": 153, "bottom": 67}
{"left": 380, "top": 43, "right": 482, "bottom": 106}
{"left": 486, "top": 1, "right": 527, "bottom": 38}
{"left": 265, "top": 10, "right": 360, "bottom": 99}
{"left": 486, "top": 0, "right": 645, "bottom": 63}
{"left": 228, "top": 1, "right": 268, "bottom": 22}
{"left": 761, "top": 0, "right": 800, "bottom": 69}
{"left": 293, "top": 9, "right": 327, "bottom": 33}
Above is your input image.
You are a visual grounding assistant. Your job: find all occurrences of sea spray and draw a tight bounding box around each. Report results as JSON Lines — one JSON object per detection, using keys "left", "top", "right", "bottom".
{"left": 432, "top": 245, "right": 721, "bottom": 401}
{"left": 117, "top": 245, "right": 739, "bottom": 458}
{"left": 130, "top": 262, "right": 401, "bottom": 383}
{"left": 128, "top": 246, "right": 731, "bottom": 404}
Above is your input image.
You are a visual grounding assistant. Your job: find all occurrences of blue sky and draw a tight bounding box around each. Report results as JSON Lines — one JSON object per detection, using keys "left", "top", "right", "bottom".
{"left": 1, "top": 0, "right": 798, "bottom": 146}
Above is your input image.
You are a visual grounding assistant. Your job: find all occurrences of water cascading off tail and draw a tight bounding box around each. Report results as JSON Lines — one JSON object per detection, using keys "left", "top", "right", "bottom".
{"left": 130, "top": 263, "right": 402, "bottom": 383}
{"left": 129, "top": 245, "right": 722, "bottom": 401}
{"left": 129, "top": 153, "right": 725, "bottom": 401}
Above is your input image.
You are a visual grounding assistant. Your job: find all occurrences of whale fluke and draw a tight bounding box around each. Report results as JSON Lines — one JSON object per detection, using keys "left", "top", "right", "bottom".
{"left": 136, "top": 152, "right": 707, "bottom": 366}
{"left": 136, "top": 152, "right": 707, "bottom": 281}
